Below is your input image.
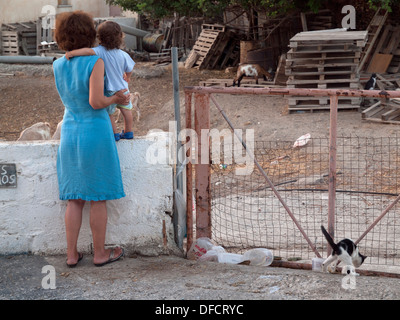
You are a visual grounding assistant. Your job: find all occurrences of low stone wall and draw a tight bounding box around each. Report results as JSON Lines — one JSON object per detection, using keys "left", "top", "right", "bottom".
{"left": 0, "top": 134, "right": 179, "bottom": 256}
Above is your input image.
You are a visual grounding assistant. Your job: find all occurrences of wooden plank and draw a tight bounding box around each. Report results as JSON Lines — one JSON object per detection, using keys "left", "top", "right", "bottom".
{"left": 358, "top": 9, "right": 389, "bottom": 72}
{"left": 382, "top": 108, "right": 400, "bottom": 121}
{"left": 367, "top": 53, "right": 393, "bottom": 73}
{"left": 287, "top": 78, "right": 359, "bottom": 85}
{"left": 290, "top": 30, "right": 368, "bottom": 42}
{"left": 361, "top": 100, "right": 382, "bottom": 118}
{"left": 288, "top": 104, "right": 358, "bottom": 113}
{"left": 185, "top": 50, "right": 199, "bottom": 69}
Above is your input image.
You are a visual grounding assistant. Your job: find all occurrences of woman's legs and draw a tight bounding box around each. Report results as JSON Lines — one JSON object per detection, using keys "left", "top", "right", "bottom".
{"left": 65, "top": 199, "right": 85, "bottom": 265}
{"left": 90, "top": 200, "right": 123, "bottom": 265}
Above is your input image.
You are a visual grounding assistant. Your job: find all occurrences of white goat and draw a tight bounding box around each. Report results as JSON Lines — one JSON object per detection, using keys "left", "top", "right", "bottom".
{"left": 233, "top": 64, "right": 274, "bottom": 87}
{"left": 17, "top": 122, "right": 51, "bottom": 141}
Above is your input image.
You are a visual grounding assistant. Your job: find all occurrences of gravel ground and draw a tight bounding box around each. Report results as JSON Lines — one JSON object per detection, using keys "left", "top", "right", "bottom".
{"left": 1, "top": 254, "right": 400, "bottom": 302}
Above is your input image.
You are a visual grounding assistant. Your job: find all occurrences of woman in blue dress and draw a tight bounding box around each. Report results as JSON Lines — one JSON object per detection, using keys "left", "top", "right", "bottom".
{"left": 53, "top": 11, "right": 127, "bottom": 267}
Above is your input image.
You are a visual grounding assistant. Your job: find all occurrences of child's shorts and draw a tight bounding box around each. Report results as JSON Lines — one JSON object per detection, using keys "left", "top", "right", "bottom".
{"left": 105, "top": 90, "right": 133, "bottom": 115}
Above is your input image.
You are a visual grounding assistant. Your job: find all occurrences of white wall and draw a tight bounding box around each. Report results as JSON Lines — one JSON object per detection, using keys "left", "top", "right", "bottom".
{"left": 0, "top": 134, "right": 180, "bottom": 256}
{"left": 0, "top": 0, "right": 111, "bottom": 24}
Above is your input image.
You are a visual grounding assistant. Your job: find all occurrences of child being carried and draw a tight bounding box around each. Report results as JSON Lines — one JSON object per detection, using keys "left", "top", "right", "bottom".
{"left": 66, "top": 20, "right": 136, "bottom": 141}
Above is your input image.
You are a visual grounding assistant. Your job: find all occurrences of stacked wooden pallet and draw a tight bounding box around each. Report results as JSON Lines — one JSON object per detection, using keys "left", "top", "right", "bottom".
{"left": 285, "top": 30, "right": 368, "bottom": 112}
{"left": 187, "top": 24, "right": 239, "bottom": 70}
{"left": 1, "top": 21, "right": 39, "bottom": 56}
{"left": 1, "top": 31, "right": 19, "bottom": 55}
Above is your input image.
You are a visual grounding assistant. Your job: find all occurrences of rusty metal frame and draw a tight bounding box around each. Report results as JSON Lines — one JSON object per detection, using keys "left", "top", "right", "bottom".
{"left": 184, "top": 86, "right": 400, "bottom": 257}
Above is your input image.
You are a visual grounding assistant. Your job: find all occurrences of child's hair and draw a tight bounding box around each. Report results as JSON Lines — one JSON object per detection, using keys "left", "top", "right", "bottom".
{"left": 97, "top": 21, "right": 123, "bottom": 50}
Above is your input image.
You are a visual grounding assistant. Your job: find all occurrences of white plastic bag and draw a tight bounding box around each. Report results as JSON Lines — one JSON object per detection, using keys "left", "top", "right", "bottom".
{"left": 293, "top": 133, "right": 311, "bottom": 148}
{"left": 198, "top": 246, "right": 226, "bottom": 262}
{"left": 187, "top": 237, "right": 215, "bottom": 260}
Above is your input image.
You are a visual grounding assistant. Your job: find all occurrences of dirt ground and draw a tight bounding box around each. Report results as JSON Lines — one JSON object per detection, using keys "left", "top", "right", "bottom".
{"left": 0, "top": 62, "right": 230, "bottom": 141}
{"left": 2, "top": 61, "right": 400, "bottom": 143}
{"left": 2, "top": 254, "right": 400, "bottom": 301}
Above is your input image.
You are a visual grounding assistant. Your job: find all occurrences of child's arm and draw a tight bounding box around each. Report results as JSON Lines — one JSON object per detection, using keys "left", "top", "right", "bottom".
{"left": 65, "top": 48, "right": 96, "bottom": 60}
{"left": 123, "top": 70, "right": 133, "bottom": 83}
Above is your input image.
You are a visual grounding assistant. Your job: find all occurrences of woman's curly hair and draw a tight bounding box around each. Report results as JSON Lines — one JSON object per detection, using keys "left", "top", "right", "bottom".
{"left": 55, "top": 11, "right": 96, "bottom": 51}
{"left": 97, "top": 21, "right": 123, "bottom": 50}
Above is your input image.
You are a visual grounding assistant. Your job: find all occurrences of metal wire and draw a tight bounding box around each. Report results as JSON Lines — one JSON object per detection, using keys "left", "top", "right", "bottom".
{"left": 211, "top": 136, "right": 400, "bottom": 269}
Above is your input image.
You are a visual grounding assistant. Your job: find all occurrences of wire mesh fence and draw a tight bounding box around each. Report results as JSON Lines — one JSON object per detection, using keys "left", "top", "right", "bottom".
{"left": 211, "top": 136, "right": 400, "bottom": 270}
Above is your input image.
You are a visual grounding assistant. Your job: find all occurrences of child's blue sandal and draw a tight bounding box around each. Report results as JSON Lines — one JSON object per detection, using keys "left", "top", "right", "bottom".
{"left": 114, "top": 133, "right": 121, "bottom": 141}
{"left": 121, "top": 131, "right": 134, "bottom": 139}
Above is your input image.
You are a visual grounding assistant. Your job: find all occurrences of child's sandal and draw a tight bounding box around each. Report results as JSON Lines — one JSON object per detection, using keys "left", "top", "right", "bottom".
{"left": 121, "top": 131, "right": 134, "bottom": 139}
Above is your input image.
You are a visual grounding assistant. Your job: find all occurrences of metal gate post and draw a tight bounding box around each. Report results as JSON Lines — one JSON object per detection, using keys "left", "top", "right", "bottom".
{"left": 194, "top": 93, "right": 212, "bottom": 239}
{"left": 185, "top": 92, "right": 194, "bottom": 251}
{"left": 328, "top": 95, "right": 338, "bottom": 255}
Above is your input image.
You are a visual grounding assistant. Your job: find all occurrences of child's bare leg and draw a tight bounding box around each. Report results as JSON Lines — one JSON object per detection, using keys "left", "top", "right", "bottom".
{"left": 109, "top": 114, "right": 118, "bottom": 133}
{"left": 120, "top": 107, "right": 133, "bottom": 134}
{"left": 109, "top": 114, "right": 121, "bottom": 141}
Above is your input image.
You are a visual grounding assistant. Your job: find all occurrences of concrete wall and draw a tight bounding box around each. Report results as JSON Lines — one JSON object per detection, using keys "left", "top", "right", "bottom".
{"left": 0, "top": 134, "right": 179, "bottom": 256}
{"left": 0, "top": 0, "right": 111, "bottom": 24}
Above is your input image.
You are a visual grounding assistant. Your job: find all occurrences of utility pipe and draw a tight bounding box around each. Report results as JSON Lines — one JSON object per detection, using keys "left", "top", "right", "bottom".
{"left": 117, "top": 23, "right": 150, "bottom": 38}
{"left": 0, "top": 56, "right": 56, "bottom": 64}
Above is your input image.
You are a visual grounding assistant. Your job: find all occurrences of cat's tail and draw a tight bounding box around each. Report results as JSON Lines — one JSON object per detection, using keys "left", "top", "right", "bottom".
{"left": 321, "top": 225, "right": 338, "bottom": 252}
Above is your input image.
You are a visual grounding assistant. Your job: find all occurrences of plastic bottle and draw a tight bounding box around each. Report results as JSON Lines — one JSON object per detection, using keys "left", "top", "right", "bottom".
{"left": 312, "top": 257, "right": 325, "bottom": 272}
{"left": 217, "top": 252, "right": 244, "bottom": 264}
{"left": 242, "top": 248, "right": 274, "bottom": 266}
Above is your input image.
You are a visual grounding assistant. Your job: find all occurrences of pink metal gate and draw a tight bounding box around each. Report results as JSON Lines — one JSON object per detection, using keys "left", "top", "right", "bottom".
{"left": 184, "top": 86, "right": 400, "bottom": 263}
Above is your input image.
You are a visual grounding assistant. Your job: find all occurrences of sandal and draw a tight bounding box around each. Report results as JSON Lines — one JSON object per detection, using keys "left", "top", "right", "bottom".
{"left": 94, "top": 247, "right": 124, "bottom": 267}
{"left": 120, "top": 131, "right": 134, "bottom": 139}
{"left": 114, "top": 133, "right": 121, "bottom": 141}
{"left": 66, "top": 252, "right": 84, "bottom": 268}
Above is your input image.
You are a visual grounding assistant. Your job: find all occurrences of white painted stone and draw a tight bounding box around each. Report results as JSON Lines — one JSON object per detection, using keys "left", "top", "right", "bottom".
{"left": 0, "top": 133, "right": 179, "bottom": 256}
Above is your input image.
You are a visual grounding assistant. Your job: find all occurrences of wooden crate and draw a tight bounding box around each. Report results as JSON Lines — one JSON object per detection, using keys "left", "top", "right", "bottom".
{"left": 1, "top": 31, "right": 19, "bottom": 55}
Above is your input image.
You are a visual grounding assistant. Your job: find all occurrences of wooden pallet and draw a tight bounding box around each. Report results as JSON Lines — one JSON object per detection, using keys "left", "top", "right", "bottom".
{"left": 2, "top": 21, "right": 41, "bottom": 56}
{"left": 362, "top": 97, "right": 400, "bottom": 124}
{"left": 1, "top": 31, "right": 19, "bottom": 55}
{"left": 285, "top": 30, "right": 367, "bottom": 112}
{"left": 193, "top": 29, "right": 223, "bottom": 69}
{"left": 187, "top": 24, "right": 239, "bottom": 70}
{"left": 289, "top": 30, "right": 367, "bottom": 48}
{"left": 200, "top": 78, "right": 275, "bottom": 87}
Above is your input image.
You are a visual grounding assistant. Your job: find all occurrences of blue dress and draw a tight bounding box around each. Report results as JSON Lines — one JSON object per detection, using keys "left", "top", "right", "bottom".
{"left": 53, "top": 56, "right": 125, "bottom": 201}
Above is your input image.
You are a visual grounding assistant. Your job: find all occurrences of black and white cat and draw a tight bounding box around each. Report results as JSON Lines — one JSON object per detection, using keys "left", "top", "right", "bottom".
{"left": 321, "top": 225, "right": 367, "bottom": 273}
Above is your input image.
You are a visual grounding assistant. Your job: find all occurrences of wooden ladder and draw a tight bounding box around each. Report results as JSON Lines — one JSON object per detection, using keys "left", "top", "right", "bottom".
{"left": 358, "top": 8, "right": 389, "bottom": 73}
